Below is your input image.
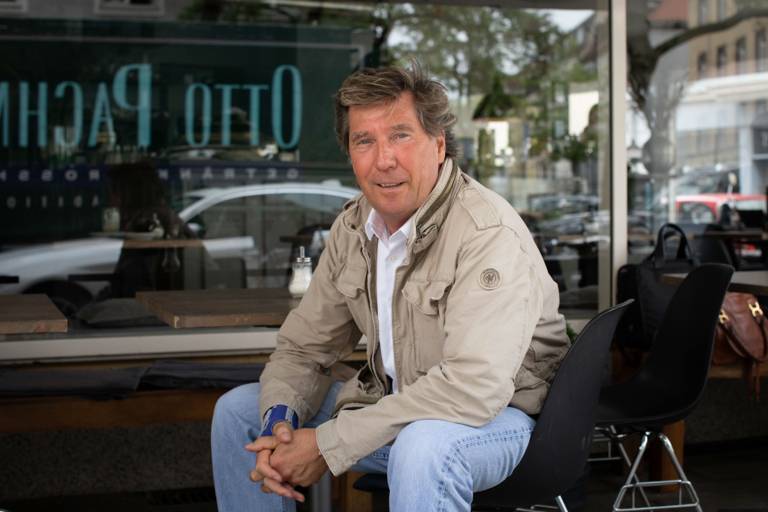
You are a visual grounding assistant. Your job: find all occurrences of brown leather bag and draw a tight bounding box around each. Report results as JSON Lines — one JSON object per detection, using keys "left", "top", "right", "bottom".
{"left": 713, "top": 293, "right": 768, "bottom": 398}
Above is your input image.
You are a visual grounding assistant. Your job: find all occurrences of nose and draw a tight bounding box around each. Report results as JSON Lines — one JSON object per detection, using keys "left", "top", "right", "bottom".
{"left": 375, "top": 143, "right": 396, "bottom": 171}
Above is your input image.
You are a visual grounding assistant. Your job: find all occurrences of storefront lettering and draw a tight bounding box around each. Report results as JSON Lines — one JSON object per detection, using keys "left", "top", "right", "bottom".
{"left": 0, "top": 63, "right": 302, "bottom": 150}
{"left": 184, "top": 65, "right": 302, "bottom": 149}
{"left": 5, "top": 194, "right": 99, "bottom": 210}
{"left": 0, "top": 168, "right": 102, "bottom": 183}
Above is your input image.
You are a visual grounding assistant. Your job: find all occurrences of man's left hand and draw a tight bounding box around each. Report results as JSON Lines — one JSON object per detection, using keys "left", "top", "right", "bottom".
{"left": 270, "top": 428, "right": 329, "bottom": 487}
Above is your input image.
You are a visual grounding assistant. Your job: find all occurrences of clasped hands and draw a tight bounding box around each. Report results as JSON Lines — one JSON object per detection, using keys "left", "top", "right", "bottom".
{"left": 245, "top": 423, "right": 329, "bottom": 502}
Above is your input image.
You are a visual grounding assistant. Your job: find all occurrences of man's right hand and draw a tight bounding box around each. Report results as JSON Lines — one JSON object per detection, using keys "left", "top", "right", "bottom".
{"left": 245, "top": 422, "right": 305, "bottom": 502}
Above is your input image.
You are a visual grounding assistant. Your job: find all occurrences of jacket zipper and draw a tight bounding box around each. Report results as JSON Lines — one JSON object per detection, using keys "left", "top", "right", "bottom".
{"left": 358, "top": 232, "right": 387, "bottom": 396}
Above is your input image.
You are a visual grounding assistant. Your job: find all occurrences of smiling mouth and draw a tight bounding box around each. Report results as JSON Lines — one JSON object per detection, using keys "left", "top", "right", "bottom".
{"left": 377, "top": 182, "right": 405, "bottom": 189}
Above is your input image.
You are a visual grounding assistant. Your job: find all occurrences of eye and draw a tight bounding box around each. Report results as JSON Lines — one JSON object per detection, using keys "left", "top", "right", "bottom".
{"left": 392, "top": 132, "right": 410, "bottom": 141}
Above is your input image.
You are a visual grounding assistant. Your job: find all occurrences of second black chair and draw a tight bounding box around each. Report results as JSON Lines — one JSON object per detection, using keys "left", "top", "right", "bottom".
{"left": 597, "top": 263, "right": 734, "bottom": 512}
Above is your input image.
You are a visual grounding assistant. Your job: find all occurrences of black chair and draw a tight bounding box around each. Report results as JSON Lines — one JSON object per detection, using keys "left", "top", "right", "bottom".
{"left": 354, "top": 300, "right": 633, "bottom": 512}
{"left": 694, "top": 224, "right": 736, "bottom": 267}
{"left": 596, "top": 263, "right": 734, "bottom": 512}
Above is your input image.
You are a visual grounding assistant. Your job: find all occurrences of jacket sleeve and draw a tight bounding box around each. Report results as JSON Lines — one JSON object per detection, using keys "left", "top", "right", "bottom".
{"left": 258, "top": 220, "right": 362, "bottom": 425}
{"left": 316, "top": 225, "right": 545, "bottom": 475}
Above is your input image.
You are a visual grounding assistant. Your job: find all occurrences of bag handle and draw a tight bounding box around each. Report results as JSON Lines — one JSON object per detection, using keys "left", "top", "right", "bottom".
{"left": 718, "top": 301, "right": 768, "bottom": 362}
{"left": 718, "top": 314, "right": 755, "bottom": 360}
{"left": 650, "top": 223, "right": 699, "bottom": 269}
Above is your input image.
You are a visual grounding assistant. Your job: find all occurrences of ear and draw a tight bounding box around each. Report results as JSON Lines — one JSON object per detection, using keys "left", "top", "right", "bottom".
{"left": 436, "top": 132, "right": 446, "bottom": 164}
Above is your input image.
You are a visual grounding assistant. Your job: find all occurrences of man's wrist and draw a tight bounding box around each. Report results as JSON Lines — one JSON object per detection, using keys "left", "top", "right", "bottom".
{"left": 261, "top": 404, "right": 299, "bottom": 436}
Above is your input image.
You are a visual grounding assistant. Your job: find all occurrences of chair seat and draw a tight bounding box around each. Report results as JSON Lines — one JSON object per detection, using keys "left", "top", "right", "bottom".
{"left": 352, "top": 473, "right": 389, "bottom": 493}
{"left": 596, "top": 381, "right": 695, "bottom": 429}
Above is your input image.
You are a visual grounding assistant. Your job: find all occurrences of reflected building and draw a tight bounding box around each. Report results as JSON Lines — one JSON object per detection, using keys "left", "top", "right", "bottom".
{"left": 678, "top": 0, "right": 768, "bottom": 195}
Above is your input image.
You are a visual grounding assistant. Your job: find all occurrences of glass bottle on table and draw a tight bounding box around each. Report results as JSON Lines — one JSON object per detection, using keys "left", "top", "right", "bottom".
{"left": 289, "top": 246, "right": 313, "bottom": 298}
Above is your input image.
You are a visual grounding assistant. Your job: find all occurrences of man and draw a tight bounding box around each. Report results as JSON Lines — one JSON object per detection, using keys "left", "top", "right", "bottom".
{"left": 211, "top": 63, "right": 569, "bottom": 512}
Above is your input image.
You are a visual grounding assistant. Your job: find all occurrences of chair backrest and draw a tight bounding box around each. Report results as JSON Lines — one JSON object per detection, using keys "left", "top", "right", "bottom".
{"left": 639, "top": 263, "right": 733, "bottom": 420}
{"left": 735, "top": 208, "right": 765, "bottom": 229}
{"left": 474, "top": 300, "right": 632, "bottom": 508}
{"left": 693, "top": 224, "right": 735, "bottom": 266}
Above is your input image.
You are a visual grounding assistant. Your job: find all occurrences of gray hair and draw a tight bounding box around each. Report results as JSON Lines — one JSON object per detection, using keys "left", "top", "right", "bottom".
{"left": 334, "top": 61, "right": 458, "bottom": 158}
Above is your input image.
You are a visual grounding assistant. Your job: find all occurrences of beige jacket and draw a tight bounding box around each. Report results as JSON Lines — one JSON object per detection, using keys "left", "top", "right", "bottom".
{"left": 259, "top": 159, "right": 569, "bottom": 475}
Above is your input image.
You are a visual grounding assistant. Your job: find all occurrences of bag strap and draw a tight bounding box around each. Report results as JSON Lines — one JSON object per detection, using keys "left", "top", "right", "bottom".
{"left": 650, "top": 223, "right": 700, "bottom": 269}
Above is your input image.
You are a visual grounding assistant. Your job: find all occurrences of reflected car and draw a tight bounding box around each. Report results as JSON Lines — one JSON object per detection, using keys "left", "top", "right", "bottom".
{"left": 675, "top": 194, "right": 767, "bottom": 224}
{"left": 0, "top": 182, "right": 359, "bottom": 315}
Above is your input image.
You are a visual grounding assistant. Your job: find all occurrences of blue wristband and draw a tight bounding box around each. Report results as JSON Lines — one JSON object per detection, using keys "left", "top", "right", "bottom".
{"left": 261, "top": 405, "right": 299, "bottom": 436}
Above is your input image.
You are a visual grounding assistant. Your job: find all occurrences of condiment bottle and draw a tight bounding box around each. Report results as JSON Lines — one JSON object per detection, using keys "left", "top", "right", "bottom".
{"left": 148, "top": 213, "right": 165, "bottom": 239}
{"left": 288, "top": 246, "right": 313, "bottom": 297}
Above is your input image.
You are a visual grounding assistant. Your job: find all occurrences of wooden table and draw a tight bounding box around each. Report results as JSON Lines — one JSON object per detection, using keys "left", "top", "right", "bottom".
{"left": 695, "top": 229, "right": 768, "bottom": 241}
{"left": 0, "top": 294, "right": 68, "bottom": 334}
{"left": 122, "top": 238, "right": 204, "bottom": 250}
{"left": 136, "top": 288, "right": 298, "bottom": 328}
{"left": 662, "top": 270, "right": 768, "bottom": 295}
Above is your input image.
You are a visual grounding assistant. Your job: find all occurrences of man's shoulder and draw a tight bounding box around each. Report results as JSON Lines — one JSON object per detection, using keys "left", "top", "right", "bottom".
{"left": 453, "top": 175, "right": 520, "bottom": 232}
{"left": 329, "top": 193, "right": 367, "bottom": 234}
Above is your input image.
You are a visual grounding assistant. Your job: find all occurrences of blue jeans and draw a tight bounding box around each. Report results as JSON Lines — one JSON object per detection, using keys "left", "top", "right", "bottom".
{"left": 211, "top": 381, "right": 535, "bottom": 512}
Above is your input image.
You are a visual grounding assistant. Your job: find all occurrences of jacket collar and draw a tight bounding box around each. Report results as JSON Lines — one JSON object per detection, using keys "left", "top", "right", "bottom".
{"left": 341, "top": 158, "right": 462, "bottom": 254}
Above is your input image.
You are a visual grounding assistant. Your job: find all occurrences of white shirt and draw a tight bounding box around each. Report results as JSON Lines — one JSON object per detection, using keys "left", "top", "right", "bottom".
{"left": 365, "top": 209, "right": 413, "bottom": 394}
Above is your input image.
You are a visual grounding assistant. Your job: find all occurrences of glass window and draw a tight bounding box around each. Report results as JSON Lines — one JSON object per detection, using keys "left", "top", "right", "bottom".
{"left": 697, "top": 52, "right": 708, "bottom": 78}
{"left": 717, "top": 0, "right": 728, "bottom": 21}
{"left": 698, "top": 0, "right": 710, "bottom": 25}
{"left": 757, "top": 29, "right": 767, "bottom": 72}
{"left": 0, "top": 0, "right": 25, "bottom": 13}
{"left": 628, "top": 2, "right": 768, "bottom": 264}
{"left": 95, "top": 0, "right": 164, "bottom": 16}
{"left": 717, "top": 45, "right": 728, "bottom": 74}
{"left": 188, "top": 190, "right": 349, "bottom": 288}
{"left": 735, "top": 37, "right": 747, "bottom": 74}
{"left": 0, "top": 0, "right": 611, "bottom": 339}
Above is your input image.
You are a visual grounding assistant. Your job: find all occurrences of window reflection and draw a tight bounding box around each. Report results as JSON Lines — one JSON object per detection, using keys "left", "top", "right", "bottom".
{"left": 627, "top": 0, "right": 768, "bottom": 269}
{"left": 0, "top": 1, "right": 610, "bottom": 330}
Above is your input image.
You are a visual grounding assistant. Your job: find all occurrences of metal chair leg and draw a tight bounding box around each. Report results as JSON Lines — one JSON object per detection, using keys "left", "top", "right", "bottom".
{"left": 658, "top": 433, "right": 703, "bottom": 512}
{"left": 611, "top": 431, "right": 702, "bottom": 512}
{"left": 511, "top": 501, "right": 568, "bottom": 512}
{"left": 613, "top": 431, "right": 651, "bottom": 512}
{"left": 611, "top": 427, "right": 652, "bottom": 509}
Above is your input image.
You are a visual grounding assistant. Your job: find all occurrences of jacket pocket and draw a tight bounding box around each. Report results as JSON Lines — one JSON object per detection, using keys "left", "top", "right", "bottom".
{"left": 401, "top": 280, "right": 451, "bottom": 373}
{"left": 333, "top": 365, "right": 382, "bottom": 416}
{"left": 402, "top": 280, "right": 451, "bottom": 316}
{"left": 333, "top": 264, "right": 367, "bottom": 298}
{"left": 332, "top": 263, "right": 370, "bottom": 339}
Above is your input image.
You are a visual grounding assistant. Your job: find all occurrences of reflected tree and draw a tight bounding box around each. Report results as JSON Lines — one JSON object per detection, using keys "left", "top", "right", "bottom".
{"left": 629, "top": 1, "right": 768, "bottom": 176}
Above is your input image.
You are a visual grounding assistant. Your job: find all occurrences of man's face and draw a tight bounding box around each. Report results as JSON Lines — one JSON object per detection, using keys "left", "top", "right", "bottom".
{"left": 347, "top": 92, "right": 446, "bottom": 233}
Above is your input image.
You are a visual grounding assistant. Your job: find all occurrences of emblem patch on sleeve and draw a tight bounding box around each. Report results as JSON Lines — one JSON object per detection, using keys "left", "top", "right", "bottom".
{"left": 479, "top": 268, "right": 501, "bottom": 290}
